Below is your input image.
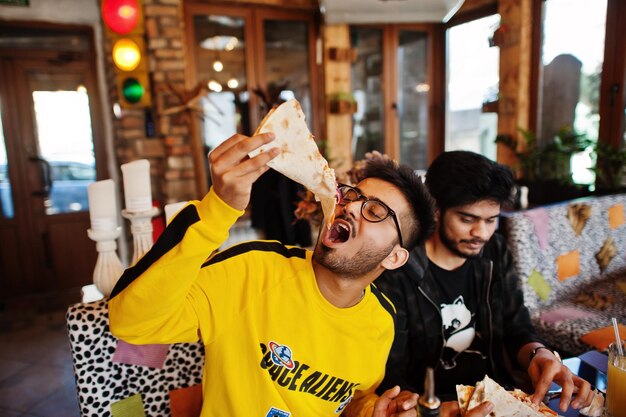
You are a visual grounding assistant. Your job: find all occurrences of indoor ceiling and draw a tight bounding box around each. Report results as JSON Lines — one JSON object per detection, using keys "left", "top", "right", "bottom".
{"left": 320, "top": 0, "right": 466, "bottom": 24}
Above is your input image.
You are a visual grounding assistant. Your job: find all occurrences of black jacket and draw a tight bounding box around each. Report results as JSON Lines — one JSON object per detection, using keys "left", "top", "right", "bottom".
{"left": 374, "top": 233, "right": 542, "bottom": 399}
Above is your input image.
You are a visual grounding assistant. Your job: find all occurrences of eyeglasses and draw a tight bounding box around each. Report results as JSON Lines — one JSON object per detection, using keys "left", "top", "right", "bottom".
{"left": 337, "top": 183, "right": 404, "bottom": 248}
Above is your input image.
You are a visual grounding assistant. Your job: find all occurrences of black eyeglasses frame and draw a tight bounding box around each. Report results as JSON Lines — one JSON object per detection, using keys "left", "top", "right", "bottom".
{"left": 336, "top": 183, "right": 404, "bottom": 248}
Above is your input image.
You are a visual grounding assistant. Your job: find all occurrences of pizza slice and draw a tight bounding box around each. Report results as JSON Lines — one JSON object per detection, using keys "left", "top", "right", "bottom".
{"left": 456, "top": 384, "right": 475, "bottom": 415}
{"left": 509, "top": 389, "right": 558, "bottom": 417}
{"left": 249, "top": 99, "right": 337, "bottom": 226}
{"left": 459, "top": 375, "right": 560, "bottom": 417}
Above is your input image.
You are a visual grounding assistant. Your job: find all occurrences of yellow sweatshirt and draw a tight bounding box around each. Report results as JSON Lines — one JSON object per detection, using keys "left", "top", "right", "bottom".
{"left": 109, "top": 188, "right": 392, "bottom": 416}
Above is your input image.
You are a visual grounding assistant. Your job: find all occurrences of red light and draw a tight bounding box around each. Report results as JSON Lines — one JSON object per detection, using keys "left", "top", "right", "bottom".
{"left": 102, "top": 0, "right": 139, "bottom": 34}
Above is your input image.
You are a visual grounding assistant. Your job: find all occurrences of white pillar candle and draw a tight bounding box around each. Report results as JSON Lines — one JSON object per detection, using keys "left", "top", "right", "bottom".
{"left": 87, "top": 179, "right": 118, "bottom": 231}
{"left": 121, "top": 159, "right": 152, "bottom": 212}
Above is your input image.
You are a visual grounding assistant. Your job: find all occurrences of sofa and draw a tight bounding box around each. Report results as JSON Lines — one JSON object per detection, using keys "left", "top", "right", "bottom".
{"left": 502, "top": 193, "right": 626, "bottom": 356}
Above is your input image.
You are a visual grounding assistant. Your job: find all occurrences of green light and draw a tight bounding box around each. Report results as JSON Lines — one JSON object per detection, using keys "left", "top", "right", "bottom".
{"left": 122, "top": 77, "right": 144, "bottom": 103}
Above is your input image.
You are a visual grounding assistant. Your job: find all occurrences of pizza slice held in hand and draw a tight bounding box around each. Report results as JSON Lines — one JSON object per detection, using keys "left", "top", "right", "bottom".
{"left": 249, "top": 99, "right": 337, "bottom": 227}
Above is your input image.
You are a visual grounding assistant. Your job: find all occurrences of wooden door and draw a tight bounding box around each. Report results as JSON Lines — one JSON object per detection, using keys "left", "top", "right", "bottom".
{"left": 349, "top": 24, "right": 443, "bottom": 170}
{"left": 0, "top": 25, "right": 106, "bottom": 299}
{"left": 184, "top": 3, "right": 320, "bottom": 190}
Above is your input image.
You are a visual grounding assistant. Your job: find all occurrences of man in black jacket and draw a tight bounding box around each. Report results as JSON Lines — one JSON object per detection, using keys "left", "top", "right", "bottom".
{"left": 374, "top": 151, "right": 594, "bottom": 415}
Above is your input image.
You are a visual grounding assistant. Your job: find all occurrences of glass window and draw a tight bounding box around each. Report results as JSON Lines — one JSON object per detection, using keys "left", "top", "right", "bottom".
{"left": 540, "top": 0, "right": 607, "bottom": 184}
{"left": 263, "top": 19, "right": 312, "bottom": 122}
{"left": 446, "top": 14, "right": 500, "bottom": 161}
{"left": 193, "top": 15, "right": 248, "bottom": 150}
{"left": 350, "top": 27, "right": 385, "bottom": 160}
{"left": 32, "top": 90, "right": 96, "bottom": 215}
{"left": 397, "top": 30, "right": 429, "bottom": 170}
{"left": 0, "top": 105, "right": 14, "bottom": 219}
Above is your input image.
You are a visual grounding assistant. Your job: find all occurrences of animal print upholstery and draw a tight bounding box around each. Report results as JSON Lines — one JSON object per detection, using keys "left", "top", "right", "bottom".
{"left": 503, "top": 193, "right": 626, "bottom": 356}
{"left": 66, "top": 299, "right": 204, "bottom": 417}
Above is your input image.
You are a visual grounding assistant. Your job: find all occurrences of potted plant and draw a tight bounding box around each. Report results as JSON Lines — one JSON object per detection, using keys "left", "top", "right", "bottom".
{"left": 592, "top": 142, "right": 626, "bottom": 194}
{"left": 328, "top": 92, "right": 357, "bottom": 114}
{"left": 495, "top": 127, "right": 593, "bottom": 205}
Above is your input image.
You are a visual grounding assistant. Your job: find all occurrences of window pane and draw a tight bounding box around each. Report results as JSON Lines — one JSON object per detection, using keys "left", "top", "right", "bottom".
{"left": 350, "top": 27, "right": 385, "bottom": 160}
{"left": 540, "top": 0, "right": 607, "bottom": 184}
{"left": 192, "top": 15, "right": 248, "bottom": 150}
{"left": 32, "top": 90, "right": 96, "bottom": 215}
{"left": 446, "top": 15, "right": 500, "bottom": 160}
{"left": 622, "top": 93, "right": 626, "bottom": 149}
{"left": 0, "top": 104, "right": 14, "bottom": 219}
{"left": 263, "top": 19, "right": 312, "bottom": 123}
{"left": 397, "top": 30, "right": 429, "bottom": 170}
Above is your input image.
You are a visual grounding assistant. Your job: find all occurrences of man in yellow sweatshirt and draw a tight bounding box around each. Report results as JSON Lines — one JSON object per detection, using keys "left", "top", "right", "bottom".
{"left": 108, "top": 132, "right": 436, "bottom": 417}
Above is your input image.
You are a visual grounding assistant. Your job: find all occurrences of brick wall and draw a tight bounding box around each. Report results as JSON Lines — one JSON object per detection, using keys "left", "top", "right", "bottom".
{"left": 104, "top": 0, "right": 201, "bottom": 206}
{"left": 144, "top": 0, "right": 196, "bottom": 203}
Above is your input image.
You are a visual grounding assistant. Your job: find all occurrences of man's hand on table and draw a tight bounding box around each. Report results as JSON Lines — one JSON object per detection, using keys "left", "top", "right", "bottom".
{"left": 441, "top": 400, "right": 495, "bottom": 417}
{"left": 528, "top": 350, "right": 594, "bottom": 412}
{"left": 372, "top": 388, "right": 494, "bottom": 417}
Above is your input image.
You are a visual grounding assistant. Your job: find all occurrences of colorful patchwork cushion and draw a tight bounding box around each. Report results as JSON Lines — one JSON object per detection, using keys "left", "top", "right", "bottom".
{"left": 531, "top": 277, "right": 626, "bottom": 355}
{"left": 503, "top": 193, "right": 626, "bottom": 355}
{"left": 504, "top": 194, "right": 626, "bottom": 312}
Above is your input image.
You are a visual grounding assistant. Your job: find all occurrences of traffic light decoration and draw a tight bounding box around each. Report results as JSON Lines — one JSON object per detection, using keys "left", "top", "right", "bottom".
{"left": 102, "top": 0, "right": 152, "bottom": 108}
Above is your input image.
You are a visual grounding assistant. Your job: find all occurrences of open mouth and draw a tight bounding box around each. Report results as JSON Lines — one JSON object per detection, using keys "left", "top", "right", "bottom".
{"left": 327, "top": 220, "right": 351, "bottom": 243}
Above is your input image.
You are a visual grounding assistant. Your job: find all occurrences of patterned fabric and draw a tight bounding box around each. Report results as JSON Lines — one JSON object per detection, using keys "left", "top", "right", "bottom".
{"left": 66, "top": 299, "right": 204, "bottom": 417}
{"left": 503, "top": 193, "right": 626, "bottom": 356}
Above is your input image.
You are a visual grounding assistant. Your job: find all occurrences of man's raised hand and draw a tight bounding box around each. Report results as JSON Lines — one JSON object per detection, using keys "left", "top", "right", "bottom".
{"left": 208, "top": 133, "right": 278, "bottom": 210}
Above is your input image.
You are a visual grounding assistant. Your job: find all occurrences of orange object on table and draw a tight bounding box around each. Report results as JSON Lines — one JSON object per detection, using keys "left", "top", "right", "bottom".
{"left": 580, "top": 324, "right": 626, "bottom": 351}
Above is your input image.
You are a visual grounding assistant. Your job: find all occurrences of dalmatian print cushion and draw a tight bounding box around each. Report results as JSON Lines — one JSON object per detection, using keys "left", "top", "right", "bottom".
{"left": 66, "top": 299, "right": 204, "bottom": 417}
{"left": 503, "top": 193, "right": 626, "bottom": 356}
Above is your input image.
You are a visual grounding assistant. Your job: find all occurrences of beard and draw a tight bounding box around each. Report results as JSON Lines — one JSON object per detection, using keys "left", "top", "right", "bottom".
{"left": 438, "top": 226, "right": 485, "bottom": 259}
{"left": 313, "top": 241, "right": 395, "bottom": 277}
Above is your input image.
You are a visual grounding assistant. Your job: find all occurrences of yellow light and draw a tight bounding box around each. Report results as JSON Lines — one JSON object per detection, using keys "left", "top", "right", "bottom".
{"left": 227, "top": 78, "right": 239, "bottom": 89}
{"left": 212, "top": 60, "right": 223, "bottom": 72}
{"left": 208, "top": 80, "right": 223, "bottom": 92}
{"left": 224, "top": 38, "right": 238, "bottom": 51}
{"left": 112, "top": 38, "right": 141, "bottom": 71}
{"left": 415, "top": 83, "right": 430, "bottom": 93}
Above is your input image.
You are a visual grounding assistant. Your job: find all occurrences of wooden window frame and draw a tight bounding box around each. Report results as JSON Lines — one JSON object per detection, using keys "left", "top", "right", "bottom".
{"left": 350, "top": 23, "right": 444, "bottom": 166}
{"left": 532, "top": 0, "right": 626, "bottom": 150}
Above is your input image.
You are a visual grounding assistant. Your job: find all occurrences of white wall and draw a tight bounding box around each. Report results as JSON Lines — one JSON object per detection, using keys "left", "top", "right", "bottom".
{"left": 0, "top": 0, "right": 128, "bottom": 263}
{"left": 0, "top": 0, "right": 99, "bottom": 23}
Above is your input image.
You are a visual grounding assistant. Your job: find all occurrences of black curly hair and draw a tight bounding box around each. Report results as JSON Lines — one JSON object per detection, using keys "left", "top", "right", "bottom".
{"left": 361, "top": 159, "right": 436, "bottom": 250}
{"left": 425, "top": 151, "right": 515, "bottom": 213}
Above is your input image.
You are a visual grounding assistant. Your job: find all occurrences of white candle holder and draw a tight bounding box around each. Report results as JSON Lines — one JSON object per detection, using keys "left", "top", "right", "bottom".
{"left": 122, "top": 206, "right": 161, "bottom": 265}
{"left": 87, "top": 227, "right": 124, "bottom": 297}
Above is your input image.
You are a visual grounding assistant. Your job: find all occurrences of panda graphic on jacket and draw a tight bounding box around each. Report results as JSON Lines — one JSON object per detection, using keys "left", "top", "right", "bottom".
{"left": 439, "top": 295, "right": 486, "bottom": 369}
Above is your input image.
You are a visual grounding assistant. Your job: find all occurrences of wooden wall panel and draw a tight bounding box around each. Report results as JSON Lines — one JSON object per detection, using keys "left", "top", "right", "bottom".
{"left": 0, "top": 226, "right": 25, "bottom": 298}
{"left": 496, "top": 0, "right": 534, "bottom": 168}
{"left": 323, "top": 24, "right": 353, "bottom": 175}
{"left": 47, "top": 218, "right": 97, "bottom": 292}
